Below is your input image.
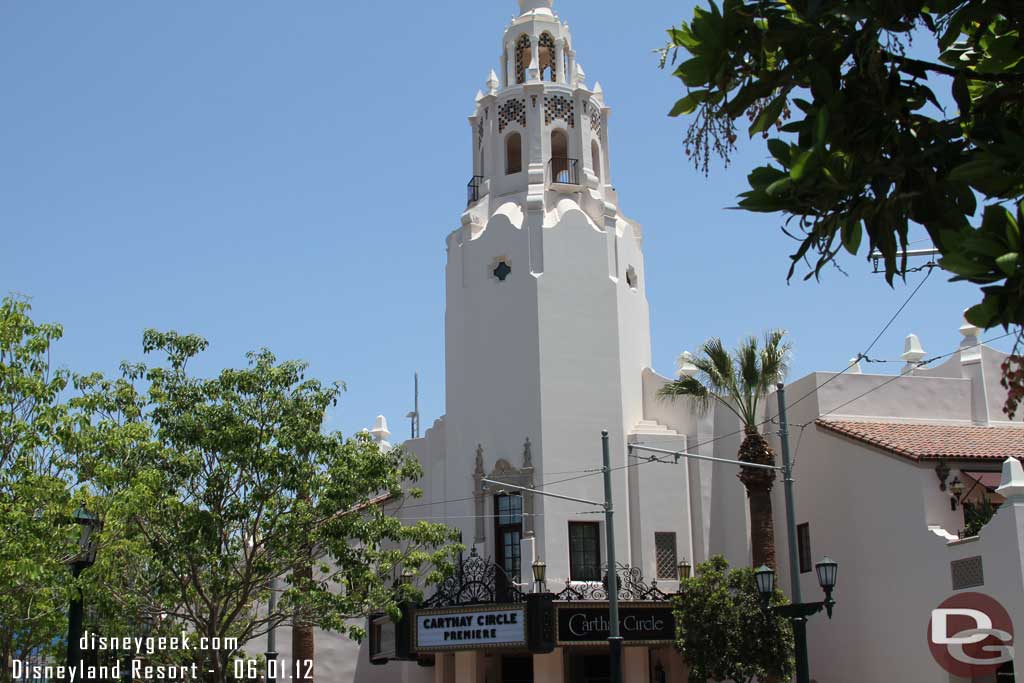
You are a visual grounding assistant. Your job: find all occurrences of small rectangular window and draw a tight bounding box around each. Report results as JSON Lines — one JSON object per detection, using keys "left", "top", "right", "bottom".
{"left": 654, "top": 532, "right": 677, "bottom": 580}
{"left": 797, "top": 523, "right": 812, "bottom": 574}
{"left": 568, "top": 522, "right": 601, "bottom": 581}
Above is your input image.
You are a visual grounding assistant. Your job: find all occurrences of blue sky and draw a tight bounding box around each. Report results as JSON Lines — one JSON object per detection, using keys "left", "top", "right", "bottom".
{"left": 1, "top": 0, "right": 1008, "bottom": 438}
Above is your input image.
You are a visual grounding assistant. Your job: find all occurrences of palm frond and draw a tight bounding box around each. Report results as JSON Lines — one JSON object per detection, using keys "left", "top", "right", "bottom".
{"left": 735, "top": 336, "right": 762, "bottom": 423}
{"left": 661, "top": 330, "right": 792, "bottom": 429}
{"left": 758, "top": 329, "right": 792, "bottom": 394}
{"left": 658, "top": 375, "right": 712, "bottom": 414}
{"left": 699, "top": 338, "right": 737, "bottom": 397}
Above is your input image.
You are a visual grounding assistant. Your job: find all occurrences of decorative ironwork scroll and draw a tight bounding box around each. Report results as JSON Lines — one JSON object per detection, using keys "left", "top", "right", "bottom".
{"left": 422, "top": 548, "right": 525, "bottom": 608}
{"left": 555, "top": 563, "right": 669, "bottom": 602}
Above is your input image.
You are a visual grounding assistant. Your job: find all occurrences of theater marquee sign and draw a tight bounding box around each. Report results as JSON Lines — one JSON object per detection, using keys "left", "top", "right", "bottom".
{"left": 555, "top": 602, "right": 675, "bottom": 646}
{"left": 415, "top": 606, "right": 527, "bottom": 652}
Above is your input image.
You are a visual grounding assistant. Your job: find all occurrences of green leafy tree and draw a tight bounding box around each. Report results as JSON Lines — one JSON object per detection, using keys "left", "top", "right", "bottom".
{"left": 70, "top": 330, "right": 459, "bottom": 683}
{"left": 659, "top": 331, "right": 790, "bottom": 569}
{"left": 964, "top": 495, "right": 998, "bottom": 537}
{"left": 675, "top": 555, "right": 794, "bottom": 683}
{"left": 661, "top": 0, "right": 1023, "bottom": 414}
{"left": 0, "top": 296, "right": 77, "bottom": 682}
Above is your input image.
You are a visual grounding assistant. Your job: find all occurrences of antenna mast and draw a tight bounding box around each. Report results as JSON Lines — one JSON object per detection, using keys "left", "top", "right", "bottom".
{"left": 406, "top": 372, "right": 420, "bottom": 439}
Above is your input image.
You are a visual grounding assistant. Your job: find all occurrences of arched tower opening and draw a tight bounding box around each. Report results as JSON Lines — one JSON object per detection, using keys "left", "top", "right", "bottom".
{"left": 591, "top": 139, "right": 602, "bottom": 182}
{"left": 515, "top": 34, "right": 531, "bottom": 84}
{"left": 506, "top": 132, "right": 523, "bottom": 174}
{"left": 539, "top": 33, "right": 556, "bottom": 82}
{"left": 551, "top": 129, "right": 569, "bottom": 182}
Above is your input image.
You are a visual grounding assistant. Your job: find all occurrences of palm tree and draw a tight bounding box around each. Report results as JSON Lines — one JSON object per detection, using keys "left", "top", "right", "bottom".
{"left": 659, "top": 330, "right": 791, "bottom": 569}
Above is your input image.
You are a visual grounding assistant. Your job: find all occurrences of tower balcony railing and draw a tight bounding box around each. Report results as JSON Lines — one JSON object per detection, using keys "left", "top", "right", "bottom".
{"left": 548, "top": 157, "right": 580, "bottom": 187}
{"left": 467, "top": 175, "right": 484, "bottom": 205}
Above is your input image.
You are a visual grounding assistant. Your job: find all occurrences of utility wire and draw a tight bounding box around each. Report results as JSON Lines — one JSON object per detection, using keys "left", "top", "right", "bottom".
{"left": 391, "top": 321, "right": 1007, "bottom": 518}
{"left": 782, "top": 267, "right": 934, "bottom": 415}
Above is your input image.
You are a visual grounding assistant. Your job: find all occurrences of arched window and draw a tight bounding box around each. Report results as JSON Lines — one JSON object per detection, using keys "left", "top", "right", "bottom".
{"left": 591, "top": 140, "right": 602, "bottom": 181}
{"left": 539, "top": 33, "right": 556, "bottom": 82}
{"left": 506, "top": 132, "right": 522, "bottom": 175}
{"left": 515, "top": 34, "right": 531, "bottom": 84}
{"left": 551, "top": 129, "right": 569, "bottom": 182}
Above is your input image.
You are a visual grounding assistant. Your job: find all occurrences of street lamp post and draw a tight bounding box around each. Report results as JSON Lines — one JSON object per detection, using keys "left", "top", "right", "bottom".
{"left": 481, "top": 429, "right": 624, "bottom": 683}
{"left": 531, "top": 557, "right": 547, "bottom": 593}
{"left": 629, "top": 383, "right": 837, "bottom": 683}
{"left": 266, "top": 577, "right": 279, "bottom": 683}
{"left": 771, "top": 383, "right": 839, "bottom": 683}
{"left": 601, "top": 430, "right": 624, "bottom": 683}
{"left": 67, "top": 506, "right": 101, "bottom": 671}
{"left": 755, "top": 557, "right": 839, "bottom": 680}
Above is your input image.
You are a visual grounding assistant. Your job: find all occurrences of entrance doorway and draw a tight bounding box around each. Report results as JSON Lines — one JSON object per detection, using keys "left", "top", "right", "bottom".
{"left": 566, "top": 653, "right": 611, "bottom": 683}
{"left": 500, "top": 655, "right": 533, "bottom": 683}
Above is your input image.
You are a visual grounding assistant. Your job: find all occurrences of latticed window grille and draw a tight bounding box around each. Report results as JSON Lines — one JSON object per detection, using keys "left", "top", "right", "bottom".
{"left": 499, "top": 99, "right": 527, "bottom": 133}
{"left": 655, "top": 532, "right": 677, "bottom": 580}
{"left": 951, "top": 556, "right": 984, "bottom": 590}
{"left": 539, "top": 33, "right": 556, "bottom": 81}
{"left": 515, "top": 34, "right": 531, "bottom": 84}
{"left": 590, "top": 106, "right": 602, "bottom": 136}
{"left": 544, "top": 95, "right": 575, "bottom": 127}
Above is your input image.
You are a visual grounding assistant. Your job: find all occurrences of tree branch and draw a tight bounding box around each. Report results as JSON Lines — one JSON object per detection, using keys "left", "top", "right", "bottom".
{"left": 889, "top": 53, "right": 1024, "bottom": 84}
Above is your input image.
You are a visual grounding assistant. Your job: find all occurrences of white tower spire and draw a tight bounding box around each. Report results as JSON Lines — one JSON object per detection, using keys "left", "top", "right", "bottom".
{"left": 518, "top": 0, "right": 554, "bottom": 14}
{"left": 441, "top": 0, "right": 655, "bottom": 613}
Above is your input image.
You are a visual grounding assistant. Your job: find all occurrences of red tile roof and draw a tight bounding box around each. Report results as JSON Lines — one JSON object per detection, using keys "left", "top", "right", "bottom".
{"left": 815, "top": 420, "right": 1024, "bottom": 461}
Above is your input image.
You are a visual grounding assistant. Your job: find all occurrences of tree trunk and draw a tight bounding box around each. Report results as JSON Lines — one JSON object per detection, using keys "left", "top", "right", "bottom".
{"left": 737, "top": 427, "right": 778, "bottom": 569}
{"left": 292, "top": 559, "right": 314, "bottom": 683}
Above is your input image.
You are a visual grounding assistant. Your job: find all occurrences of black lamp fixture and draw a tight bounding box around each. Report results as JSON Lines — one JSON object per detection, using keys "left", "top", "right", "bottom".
{"left": 814, "top": 557, "right": 838, "bottom": 618}
{"left": 949, "top": 476, "right": 965, "bottom": 511}
{"left": 72, "top": 506, "right": 101, "bottom": 564}
{"left": 756, "top": 557, "right": 839, "bottom": 619}
{"left": 398, "top": 567, "right": 416, "bottom": 587}
{"left": 532, "top": 557, "right": 547, "bottom": 590}
{"left": 754, "top": 565, "right": 775, "bottom": 605}
{"left": 677, "top": 558, "right": 692, "bottom": 581}
{"left": 67, "top": 506, "right": 102, "bottom": 670}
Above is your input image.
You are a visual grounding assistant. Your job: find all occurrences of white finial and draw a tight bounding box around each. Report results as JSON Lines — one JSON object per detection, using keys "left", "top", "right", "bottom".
{"left": 676, "top": 352, "right": 699, "bottom": 379}
{"left": 593, "top": 81, "right": 603, "bottom": 95}
{"left": 573, "top": 62, "right": 586, "bottom": 87}
{"left": 370, "top": 415, "right": 392, "bottom": 452}
{"left": 996, "top": 457, "right": 1024, "bottom": 500}
{"left": 518, "top": 0, "right": 554, "bottom": 14}
{"left": 848, "top": 357, "right": 863, "bottom": 374}
{"left": 527, "top": 56, "right": 540, "bottom": 82}
{"left": 486, "top": 69, "right": 499, "bottom": 94}
{"left": 901, "top": 334, "right": 926, "bottom": 374}
{"left": 960, "top": 310, "right": 982, "bottom": 342}
{"left": 474, "top": 89, "right": 484, "bottom": 103}
{"left": 370, "top": 415, "right": 391, "bottom": 441}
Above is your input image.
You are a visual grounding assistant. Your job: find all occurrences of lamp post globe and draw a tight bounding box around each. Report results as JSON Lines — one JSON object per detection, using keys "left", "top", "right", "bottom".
{"left": 754, "top": 565, "right": 776, "bottom": 599}
{"left": 398, "top": 568, "right": 416, "bottom": 587}
{"left": 531, "top": 557, "right": 547, "bottom": 589}
{"left": 814, "top": 557, "right": 838, "bottom": 593}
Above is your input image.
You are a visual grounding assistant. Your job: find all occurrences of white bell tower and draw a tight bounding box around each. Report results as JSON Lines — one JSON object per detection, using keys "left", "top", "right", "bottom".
{"left": 441, "top": 0, "right": 655, "bottom": 583}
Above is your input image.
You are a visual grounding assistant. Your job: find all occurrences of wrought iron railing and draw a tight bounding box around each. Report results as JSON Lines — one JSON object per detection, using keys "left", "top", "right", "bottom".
{"left": 422, "top": 548, "right": 524, "bottom": 607}
{"left": 467, "top": 175, "right": 483, "bottom": 205}
{"left": 548, "top": 157, "right": 579, "bottom": 185}
{"left": 555, "top": 563, "right": 669, "bottom": 602}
